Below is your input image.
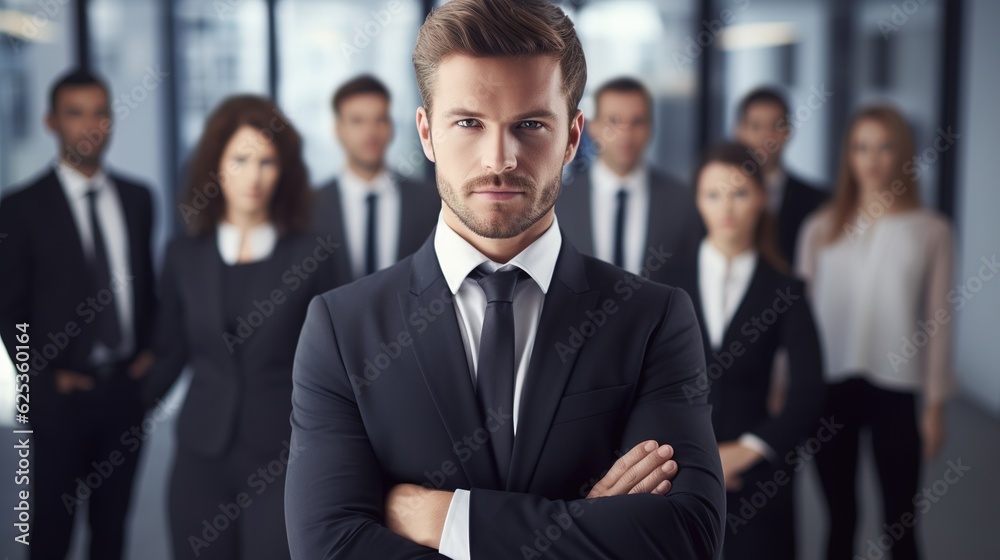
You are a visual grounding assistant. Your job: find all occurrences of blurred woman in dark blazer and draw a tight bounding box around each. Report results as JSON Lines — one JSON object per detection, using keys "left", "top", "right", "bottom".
{"left": 664, "top": 142, "right": 825, "bottom": 560}
{"left": 143, "top": 95, "right": 344, "bottom": 560}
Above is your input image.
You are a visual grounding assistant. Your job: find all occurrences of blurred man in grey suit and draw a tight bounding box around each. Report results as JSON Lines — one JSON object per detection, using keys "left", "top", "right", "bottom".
{"left": 557, "top": 77, "right": 703, "bottom": 283}
{"left": 312, "top": 75, "right": 439, "bottom": 282}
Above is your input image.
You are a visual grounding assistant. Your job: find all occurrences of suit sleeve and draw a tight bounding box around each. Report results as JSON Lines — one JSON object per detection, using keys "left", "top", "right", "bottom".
{"left": 285, "top": 296, "right": 448, "bottom": 560}
{"left": 747, "top": 279, "right": 826, "bottom": 461}
{"left": 466, "top": 287, "right": 726, "bottom": 559}
{"left": 140, "top": 240, "right": 189, "bottom": 407}
{"left": 0, "top": 194, "right": 32, "bottom": 368}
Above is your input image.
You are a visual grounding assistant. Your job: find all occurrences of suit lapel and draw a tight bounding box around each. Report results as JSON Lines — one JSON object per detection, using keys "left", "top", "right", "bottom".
{"left": 318, "top": 180, "right": 354, "bottom": 276}
{"left": 198, "top": 237, "right": 227, "bottom": 345}
{"left": 506, "top": 239, "right": 600, "bottom": 492}
{"left": 44, "top": 170, "right": 90, "bottom": 277}
{"left": 719, "top": 256, "right": 768, "bottom": 349}
{"left": 643, "top": 170, "right": 671, "bottom": 267}
{"left": 399, "top": 234, "right": 502, "bottom": 489}
{"left": 556, "top": 170, "right": 595, "bottom": 255}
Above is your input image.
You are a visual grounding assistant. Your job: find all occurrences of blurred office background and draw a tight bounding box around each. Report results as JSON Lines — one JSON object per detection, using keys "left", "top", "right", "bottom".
{"left": 0, "top": 0, "right": 997, "bottom": 558}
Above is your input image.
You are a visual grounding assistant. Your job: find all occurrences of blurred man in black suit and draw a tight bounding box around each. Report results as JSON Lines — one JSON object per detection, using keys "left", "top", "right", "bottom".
{"left": 557, "top": 77, "right": 704, "bottom": 282}
{"left": 0, "top": 70, "right": 157, "bottom": 560}
{"left": 734, "top": 87, "right": 828, "bottom": 266}
{"left": 312, "top": 75, "right": 439, "bottom": 281}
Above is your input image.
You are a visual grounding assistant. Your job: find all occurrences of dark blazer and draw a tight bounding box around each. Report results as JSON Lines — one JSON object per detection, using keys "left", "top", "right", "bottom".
{"left": 142, "top": 232, "right": 339, "bottom": 458}
{"left": 556, "top": 165, "right": 704, "bottom": 283}
{"left": 664, "top": 253, "right": 825, "bottom": 463}
{"left": 311, "top": 173, "right": 440, "bottom": 279}
{"left": 286, "top": 231, "right": 726, "bottom": 559}
{"left": 0, "top": 168, "right": 157, "bottom": 398}
{"left": 777, "top": 173, "right": 827, "bottom": 267}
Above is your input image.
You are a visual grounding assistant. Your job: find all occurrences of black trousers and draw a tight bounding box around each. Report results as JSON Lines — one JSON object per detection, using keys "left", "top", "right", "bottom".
{"left": 168, "top": 431, "right": 292, "bottom": 560}
{"left": 815, "top": 377, "right": 922, "bottom": 560}
{"left": 30, "top": 371, "right": 145, "bottom": 560}
{"left": 723, "top": 460, "right": 796, "bottom": 560}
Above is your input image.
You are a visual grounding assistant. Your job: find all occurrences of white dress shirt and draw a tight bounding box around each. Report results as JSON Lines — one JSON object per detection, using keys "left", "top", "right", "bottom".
{"left": 216, "top": 221, "right": 278, "bottom": 265}
{"left": 55, "top": 160, "right": 134, "bottom": 364}
{"left": 590, "top": 159, "right": 650, "bottom": 275}
{"left": 796, "top": 208, "right": 955, "bottom": 404}
{"left": 339, "top": 167, "right": 400, "bottom": 279}
{"left": 435, "top": 212, "right": 562, "bottom": 560}
{"left": 696, "top": 239, "right": 774, "bottom": 460}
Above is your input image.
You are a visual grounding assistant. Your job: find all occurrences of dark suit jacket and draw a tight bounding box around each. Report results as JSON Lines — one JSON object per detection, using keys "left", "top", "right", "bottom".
{"left": 663, "top": 254, "right": 825, "bottom": 462}
{"left": 777, "top": 173, "right": 827, "bottom": 268}
{"left": 311, "top": 173, "right": 440, "bottom": 280}
{"left": 142, "top": 232, "right": 340, "bottom": 458}
{"left": 556, "top": 165, "right": 705, "bottom": 284}
{"left": 0, "top": 168, "right": 156, "bottom": 402}
{"left": 285, "top": 230, "right": 726, "bottom": 559}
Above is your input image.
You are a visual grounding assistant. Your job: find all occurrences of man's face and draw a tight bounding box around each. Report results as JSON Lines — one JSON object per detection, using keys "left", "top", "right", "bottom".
{"left": 589, "top": 90, "right": 652, "bottom": 175}
{"left": 46, "top": 84, "right": 112, "bottom": 167}
{"left": 734, "top": 101, "right": 789, "bottom": 170}
{"left": 416, "top": 54, "right": 583, "bottom": 239}
{"left": 336, "top": 93, "right": 393, "bottom": 172}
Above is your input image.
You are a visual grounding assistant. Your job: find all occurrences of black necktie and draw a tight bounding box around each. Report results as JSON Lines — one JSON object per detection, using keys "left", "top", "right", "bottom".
{"left": 472, "top": 267, "right": 524, "bottom": 486}
{"left": 85, "top": 187, "right": 122, "bottom": 350}
{"left": 613, "top": 188, "right": 628, "bottom": 268}
{"left": 365, "top": 192, "right": 379, "bottom": 276}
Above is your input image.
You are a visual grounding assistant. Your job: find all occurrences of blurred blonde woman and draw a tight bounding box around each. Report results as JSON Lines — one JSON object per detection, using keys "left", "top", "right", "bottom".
{"left": 797, "top": 105, "right": 955, "bottom": 560}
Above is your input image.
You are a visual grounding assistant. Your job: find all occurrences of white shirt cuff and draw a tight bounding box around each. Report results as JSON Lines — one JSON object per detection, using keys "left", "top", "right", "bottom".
{"left": 438, "top": 489, "right": 471, "bottom": 559}
{"left": 739, "top": 432, "right": 776, "bottom": 462}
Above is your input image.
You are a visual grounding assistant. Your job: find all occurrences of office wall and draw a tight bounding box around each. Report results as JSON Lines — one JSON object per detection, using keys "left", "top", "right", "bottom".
{"left": 955, "top": 0, "right": 1000, "bottom": 416}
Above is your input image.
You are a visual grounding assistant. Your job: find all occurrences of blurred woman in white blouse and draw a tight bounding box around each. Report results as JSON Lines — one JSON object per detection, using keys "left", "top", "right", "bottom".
{"left": 663, "top": 142, "right": 825, "bottom": 560}
{"left": 797, "top": 105, "right": 955, "bottom": 560}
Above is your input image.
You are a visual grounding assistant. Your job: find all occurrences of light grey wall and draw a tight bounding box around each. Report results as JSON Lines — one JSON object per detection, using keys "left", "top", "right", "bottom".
{"left": 954, "top": 0, "right": 1000, "bottom": 416}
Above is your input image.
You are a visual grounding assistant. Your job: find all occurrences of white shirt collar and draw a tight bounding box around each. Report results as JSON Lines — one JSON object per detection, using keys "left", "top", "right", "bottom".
{"left": 54, "top": 159, "right": 110, "bottom": 198}
{"left": 216, "top": 222, "right": 278, "bottom": 265}
{"left": 433, "top": 212, "right": 562, "bottom": 295}
{"left": 592, "top": 158, "right": 647, "bottom": 194}
{"left": 699, "top": 237, "right": 757, "bottom": 275}
{"left": 340, "top": 166, "right": 395, "bottom": 197}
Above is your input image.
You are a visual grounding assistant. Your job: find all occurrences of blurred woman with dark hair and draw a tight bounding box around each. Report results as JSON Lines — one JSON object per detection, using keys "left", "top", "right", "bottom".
{"left": 797, "top": 105, "right": 954, "bottom": 560}
{"left": 664, "top": 142, "right": 825, "bottom": 560}
{"left": 142, "top": 95, "right": 344, "bottom": 560}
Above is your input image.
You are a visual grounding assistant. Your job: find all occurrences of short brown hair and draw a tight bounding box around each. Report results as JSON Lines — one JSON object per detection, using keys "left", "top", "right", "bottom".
{"left": 331, "top": 74, "right": 391, "bottom": 116}
{"left": 594, "top": 76, "right": 653, "bottom": 118}
{"left": 412, "top": 0, "right": 587, "bottom": 118}
{"left": 180, "top": 95, "right": 310, "bottom": 237}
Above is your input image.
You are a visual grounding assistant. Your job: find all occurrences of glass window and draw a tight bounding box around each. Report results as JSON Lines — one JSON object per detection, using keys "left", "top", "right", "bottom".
{"left": 173, "top": 0, "right": 269, "bottom": 166}
{"left": 0, "top": 0, "right": 75, "bottom": 189}
{"left": 89, "top": 0, "right": 171, "bottom": 251}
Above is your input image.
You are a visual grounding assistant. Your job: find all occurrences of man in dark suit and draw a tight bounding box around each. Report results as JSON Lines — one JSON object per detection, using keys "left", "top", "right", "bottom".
{"left": 285, "top": 1, "right": 725, "bottom": 558}
{"left": 312, "top": 74, "right": 440, "bottom": 281}
{"left": 556, "top": 77, "right": 704, "bottom": 284}
{"left": 0, "top": 70, "right": 157, "bottom": 560}
{"left": 734, "top": 87, "right": 829, "bottom": 266}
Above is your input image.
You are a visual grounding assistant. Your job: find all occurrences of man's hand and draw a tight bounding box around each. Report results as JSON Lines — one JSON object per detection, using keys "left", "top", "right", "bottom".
{"left": 718, "top": 442, "right": 762, "bottom": 492}
{"left": 586, "top": 440, "right": 678, "bottom": 499}
{"left": 384, "top": 483, "right": 453, "bottom": 549}
{"left": 129, "top": 350, "right": 154, "bottom": 379}
{"left": 55, "top": 369, "right": 94, "bottom": 394}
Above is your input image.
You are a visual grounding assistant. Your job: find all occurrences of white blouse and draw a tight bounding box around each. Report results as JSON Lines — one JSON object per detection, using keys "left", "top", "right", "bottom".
{"left": 796, "top": 208, "right": 955, "bottom": 404}
{"left": 216, "top": 222, "right": 278, "bottom": 265}
{"left": 698, "top": 238, "right": 757, "bottom": 349}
